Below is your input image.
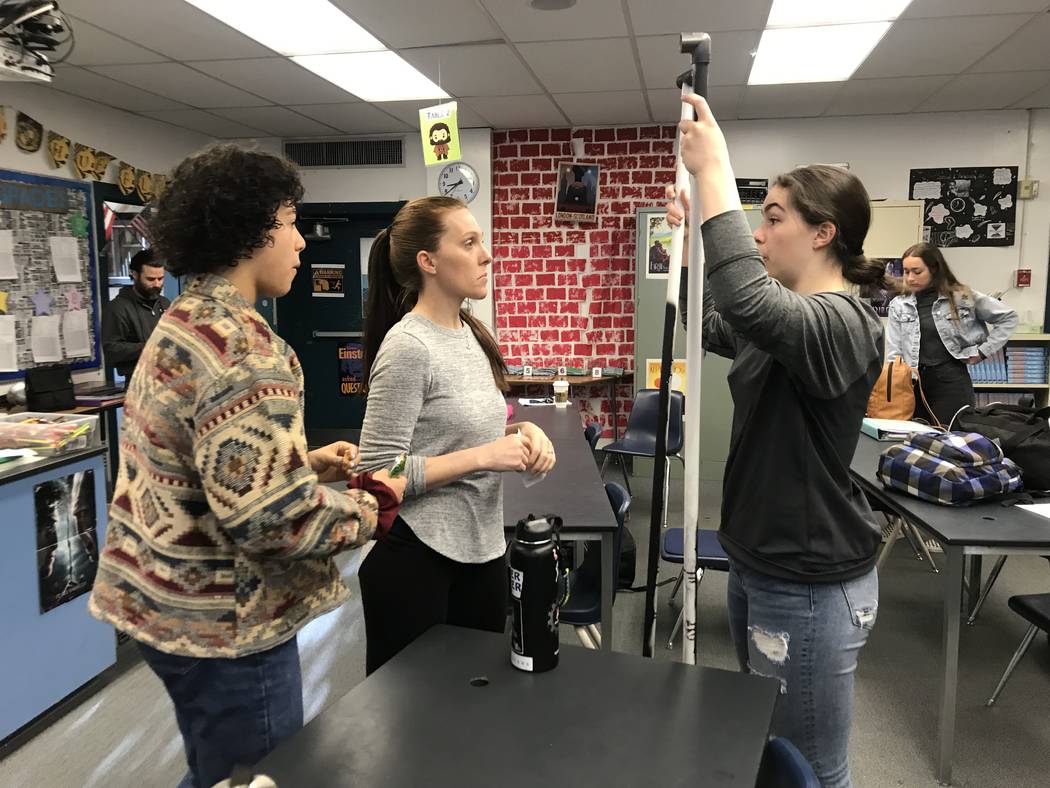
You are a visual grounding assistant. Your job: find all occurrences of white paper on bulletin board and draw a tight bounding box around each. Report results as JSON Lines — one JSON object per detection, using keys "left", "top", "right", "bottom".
{"left": 0, "top": 230, "right": 16, "bottom": 280}
{"left": 49, "top": 236, "right": 82, "bottom": 283}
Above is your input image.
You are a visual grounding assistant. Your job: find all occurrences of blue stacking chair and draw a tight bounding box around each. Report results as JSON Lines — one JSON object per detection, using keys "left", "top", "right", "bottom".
{"left": 756, "top": 738, "right": 820, "bottom": 788}
{"left": 599, "top": 388, "right": 685, "bottom": 496}
{"left": 986, "top": 592, "right": 1050, "bottom": 707}
{"left": 584, "top": 421, "right": 601, "bottom": 451}
{"left": 560, "top": 482, "right": 629, "bottom": 649}
{"left": 663, "top": 526, "right": 730, "bottom": 650}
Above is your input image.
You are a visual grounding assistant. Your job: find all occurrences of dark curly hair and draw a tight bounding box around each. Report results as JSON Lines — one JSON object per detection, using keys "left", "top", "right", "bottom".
{"left": 151, "top": 143, "right": 304, "bottom": 277}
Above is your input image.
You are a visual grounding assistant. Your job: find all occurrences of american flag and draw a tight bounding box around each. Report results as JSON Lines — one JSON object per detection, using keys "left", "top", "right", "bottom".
{"left": 103, "top": 204, "right": 116, "bottom": 242}
{"left": 130, "top": 204, "right": 153, "bottom": 243}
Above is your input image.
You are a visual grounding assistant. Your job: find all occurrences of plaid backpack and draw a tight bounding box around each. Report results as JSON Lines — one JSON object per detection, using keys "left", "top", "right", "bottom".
{"left": 876, "top": 431, "right": 1023, "bottom": 506}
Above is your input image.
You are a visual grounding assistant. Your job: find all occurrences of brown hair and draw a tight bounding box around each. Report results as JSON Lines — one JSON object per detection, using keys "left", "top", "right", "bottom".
{"left": 901, "top": 242, "right": 971, "bottom": 320}
{"left": 363, "top": 196, "right": 507, "bottom": 391}
{"left": 773, "top": 165, "right": 888, "bottom": 287}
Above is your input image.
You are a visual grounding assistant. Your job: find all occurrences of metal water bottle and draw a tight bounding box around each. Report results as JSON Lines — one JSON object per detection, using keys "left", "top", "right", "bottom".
{"left": 509, "top": 514, "right": 566, "bottom": 673}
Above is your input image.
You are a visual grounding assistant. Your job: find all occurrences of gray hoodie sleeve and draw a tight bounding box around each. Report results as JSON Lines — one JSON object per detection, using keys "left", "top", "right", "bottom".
{"left": 677, "top": 264, "right": 742, "bottom": 360}
{"left": 359, "top": 330, "right": 430, "bottom": 498}
{"left": 701, "top": 210, "right": 883, "bottom": 399}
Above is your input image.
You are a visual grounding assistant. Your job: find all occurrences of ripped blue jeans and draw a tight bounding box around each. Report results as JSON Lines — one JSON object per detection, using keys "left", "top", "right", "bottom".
{"left": 727, "top": 561, "right": 878, "bottom": 788}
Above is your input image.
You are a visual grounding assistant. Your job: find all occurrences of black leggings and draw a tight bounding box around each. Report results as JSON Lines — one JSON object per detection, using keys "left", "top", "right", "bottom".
{"left": 358, "top": 517, "right": 507, "bottom": 675}
{"left": 916, "top": 360, "right": 976, "bottom": 427}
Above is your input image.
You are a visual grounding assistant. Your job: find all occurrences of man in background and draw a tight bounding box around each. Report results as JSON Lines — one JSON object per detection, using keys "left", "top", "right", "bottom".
{"left": 101, "top": 248, "right": 169, "bottom": 385}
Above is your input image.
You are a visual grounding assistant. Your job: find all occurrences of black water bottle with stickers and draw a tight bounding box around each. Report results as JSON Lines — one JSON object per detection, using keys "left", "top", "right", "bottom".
{"left": 509, "top": 514, "right": 567, "bottom": 673}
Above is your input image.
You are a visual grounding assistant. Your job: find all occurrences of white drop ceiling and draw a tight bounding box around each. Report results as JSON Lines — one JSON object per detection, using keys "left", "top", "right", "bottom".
{"left": 27, "top": 0, "right": 1050, "bottom": 137}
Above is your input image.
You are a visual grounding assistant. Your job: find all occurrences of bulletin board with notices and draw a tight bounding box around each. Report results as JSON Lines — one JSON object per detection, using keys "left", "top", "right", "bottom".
{"left": 0, "top": 168, "right": 99, "bottom": 380}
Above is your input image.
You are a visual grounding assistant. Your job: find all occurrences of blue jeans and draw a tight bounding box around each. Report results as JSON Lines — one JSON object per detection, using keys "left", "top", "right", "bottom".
{"left": 727, "top": 561, "right": 878, "bottom": 788}
{"left": 138, "top": 636, "right": 303, "bottom": 788}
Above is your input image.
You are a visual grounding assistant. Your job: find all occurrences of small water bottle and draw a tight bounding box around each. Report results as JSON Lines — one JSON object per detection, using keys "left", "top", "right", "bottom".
{"left": 509, "top": 514, "right": 568, "bottom": 673}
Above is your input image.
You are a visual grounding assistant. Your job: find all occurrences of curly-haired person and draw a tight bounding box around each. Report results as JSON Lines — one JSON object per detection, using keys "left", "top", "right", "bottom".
{"left": 88, "top": 144, "right": 405, "bottom": 788}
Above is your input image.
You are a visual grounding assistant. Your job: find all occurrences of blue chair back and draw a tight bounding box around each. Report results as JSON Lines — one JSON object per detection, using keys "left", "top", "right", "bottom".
{"left": 623, "top": 388, "right": 685, "bottom": 456}
{"left": 561, "top": 482, "right": 630, "bottom": 624}
{"left": 756, "top": 738, "right": 820, "bottom": 788}
{"left": 584, "top": 422, "right": 601, "bottom": 450}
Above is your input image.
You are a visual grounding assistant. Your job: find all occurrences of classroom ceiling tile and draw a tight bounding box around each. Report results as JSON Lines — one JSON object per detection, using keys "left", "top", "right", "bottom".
{"left": 51, "top": 66, "right": 188, "bottom": 112}
{"left": 517, "top": 38, "right": 640, "bottom": 93}
{"left": 398, "top": 44, "right": 541, "bottom": 97}
{"left": 626, "top": 0, "right": 773, "bottom": 36}
{"left": 374, "top": 100, "right": 491, "bottom": 129}
{"left": 825, "top": 76, "right": 951, "bottom": 116}
{"left": 290, "top": 103, "right": 413, "bottom": 134}
{"left": 854, "top": 15, "right": 1031, "bottom": 79}
{"left": 461, "top": 94, "right": 569, "bottom": 129}
{"left": 1010, "top": 80, "right": 1050, "bottom": 108}
{"left": 901, "top": 0, "right": 1049, "bottom": 18}
{"left": 916, "top": 71, "right": 1050, "bottom": 112}
{"left": 190, "top": 59, "right": 358, "bottom": 105}
{"left": 87, "top": 63, "right": 272, "bottom": 108}
{"left": 64, "top": 19, "right": 166, "bottom": 66}
{"left": 554, "top": 91, "right": 651, "bottom": 125}
{"left": 139, "top": 109, "right": 270, "bottom": 138}
{"left": 210, "top": 107, "right": 342, "bottom": 137}
{"left": 479, "top": 0, "right": 627, "bottom": 42}
{"left": 969, "top": 14, "right": 1050, "bottom": 72}
{"left": 60, "top": 0, "right": 273, "bottom": 60}
{"left": 738, "top": 83, "right": 840, "bottom": 119}
{"left": 647, "top": 85, "right": 743, "bottom": 122}
{"left": 331, "top": 0, "right": 501, "bottom": 48}
{"left": 637, "top": 31, "right": 760, "bottom": 89}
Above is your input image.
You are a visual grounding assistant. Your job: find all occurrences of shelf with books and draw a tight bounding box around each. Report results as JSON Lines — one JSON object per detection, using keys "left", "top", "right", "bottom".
{"left": 973, "top": 383, "right": 1050, "bottom": 390}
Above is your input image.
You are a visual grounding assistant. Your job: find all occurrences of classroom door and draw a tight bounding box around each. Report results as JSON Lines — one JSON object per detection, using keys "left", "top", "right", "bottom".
{"left": 276, "top": 203, "right": 401, "bottom": 433}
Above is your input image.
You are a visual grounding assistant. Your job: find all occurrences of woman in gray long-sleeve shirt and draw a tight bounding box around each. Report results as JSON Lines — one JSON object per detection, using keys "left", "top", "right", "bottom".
{"left": 357, "top": 196, "right": 557, "bottom": 674}
{"left": 669, "top": 94, "right": 885, "bottom": 788}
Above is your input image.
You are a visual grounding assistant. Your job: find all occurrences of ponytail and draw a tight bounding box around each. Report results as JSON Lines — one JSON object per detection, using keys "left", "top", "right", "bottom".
{"left": 362, "top": 228, "right": 412, "bottom": 387}
{"left": 842, "top": 251, "right": 892, "bottom": 287}
{"left": 364, "top": 196, "right": 509, "bottom": 393}
{"left": 461, "top": 308, "right": 509, "bottom": 391}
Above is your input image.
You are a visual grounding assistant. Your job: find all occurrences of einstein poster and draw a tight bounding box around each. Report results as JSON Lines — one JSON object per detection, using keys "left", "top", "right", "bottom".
{"left": 419, "top": 102, "right": 461, "bottom": 166}
{"left": 35, "top": 469, "right": 99, "bottom": 614}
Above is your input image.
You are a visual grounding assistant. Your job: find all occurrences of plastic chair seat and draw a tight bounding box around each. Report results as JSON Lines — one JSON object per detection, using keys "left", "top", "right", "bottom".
{"left": 603, "top": 434, "right": 665, "bottom": 458}
{"left": 560, "top": 574, "right": 602, "bottom": 625}
{"left": 660, "top": 527, "right": 729, "bottom": 570}
{"left": 1009, "top": 593, "right": 1050, "bottom": 631}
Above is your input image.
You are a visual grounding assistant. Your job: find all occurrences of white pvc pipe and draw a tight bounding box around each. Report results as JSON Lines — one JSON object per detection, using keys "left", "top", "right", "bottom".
{"left": 666, "top": 80, "right": 703, "bottom": 666}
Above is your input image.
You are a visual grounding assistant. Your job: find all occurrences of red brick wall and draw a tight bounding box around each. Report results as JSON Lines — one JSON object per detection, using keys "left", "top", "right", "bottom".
{"left": 491, "top": 125, "right": 678, "bottom": 437}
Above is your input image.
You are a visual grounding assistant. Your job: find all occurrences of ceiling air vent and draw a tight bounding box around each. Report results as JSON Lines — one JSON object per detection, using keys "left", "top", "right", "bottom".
{"left": 283, "top": 137, "right": 404, "bottom": 168}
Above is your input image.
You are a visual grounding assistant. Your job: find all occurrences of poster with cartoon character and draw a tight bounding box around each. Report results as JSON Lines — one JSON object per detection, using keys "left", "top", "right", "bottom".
{"left": 419, "top": 102, "right": 461, "bottom": 166}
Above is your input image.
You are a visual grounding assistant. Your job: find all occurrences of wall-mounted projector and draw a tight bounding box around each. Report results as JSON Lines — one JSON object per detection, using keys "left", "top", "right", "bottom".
{"left": 0, "top": 1, "right": 74, "bottom": 84}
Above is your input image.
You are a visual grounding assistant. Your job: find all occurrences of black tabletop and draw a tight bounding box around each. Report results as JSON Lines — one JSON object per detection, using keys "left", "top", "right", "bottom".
{"left": 0, "top": 445, "right": 106, "bottom": 486}
{"left": 306, "top": 406, "right": 617, "bottom": 535}
{"left": 503, "top": 402, "right": 616, "bottom": 533}
{"left": 851, "top": 434, "right": 1050, "bottom": 548}
{"left": 255, "top": 625, "right": 779, "bottom": 788}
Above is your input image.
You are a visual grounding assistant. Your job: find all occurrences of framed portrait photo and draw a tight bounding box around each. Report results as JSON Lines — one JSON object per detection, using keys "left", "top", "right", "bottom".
{"left": 554, "top": 161, "right": 600, "bottom": 223}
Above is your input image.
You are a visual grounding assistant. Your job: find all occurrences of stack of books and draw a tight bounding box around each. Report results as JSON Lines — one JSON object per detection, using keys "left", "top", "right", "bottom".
{"left": 967, "top": 345, "right": 1049, "bottom": 384}
{"left": 1005, "top": 346, "right": 1047, "bottom": 384}
{"left": 73, "top": 384, "right": 125, "bottom": 407}
{"left": 968, "top": 349, "right": 1008, "bottom": 383}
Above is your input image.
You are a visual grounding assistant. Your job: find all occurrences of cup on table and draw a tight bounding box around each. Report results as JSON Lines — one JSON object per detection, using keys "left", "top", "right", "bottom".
{"left": 553, "top": 379, "right": 569, "bottom": 406}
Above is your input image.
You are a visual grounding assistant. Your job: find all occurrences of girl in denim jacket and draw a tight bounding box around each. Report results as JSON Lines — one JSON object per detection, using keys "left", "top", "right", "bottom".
{"left": 886, "top": 242, "right": 1017, "bottom": 425}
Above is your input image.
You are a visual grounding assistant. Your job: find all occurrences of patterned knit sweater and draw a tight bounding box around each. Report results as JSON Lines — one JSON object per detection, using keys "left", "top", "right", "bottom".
{"left": 89, "top": 274, "right": 378, "bottom": 658}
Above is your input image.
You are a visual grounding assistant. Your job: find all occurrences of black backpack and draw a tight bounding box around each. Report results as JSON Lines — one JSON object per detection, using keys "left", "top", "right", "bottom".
{"left": 951, "top": 404, "right": 1050, "bottom": 491}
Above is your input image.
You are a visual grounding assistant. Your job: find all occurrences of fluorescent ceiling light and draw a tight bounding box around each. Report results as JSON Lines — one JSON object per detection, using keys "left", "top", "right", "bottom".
{"left": 766, "top": 0, "right": 913, "bottom": 28}
{"left": 293, "top": 52, "right": 450, "bottom": 102}
{"left": 748, "top": 23, "right": 891, "bottom": 85}
{"left": 184, "top": 0, "right": 384, "bottom": 56}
